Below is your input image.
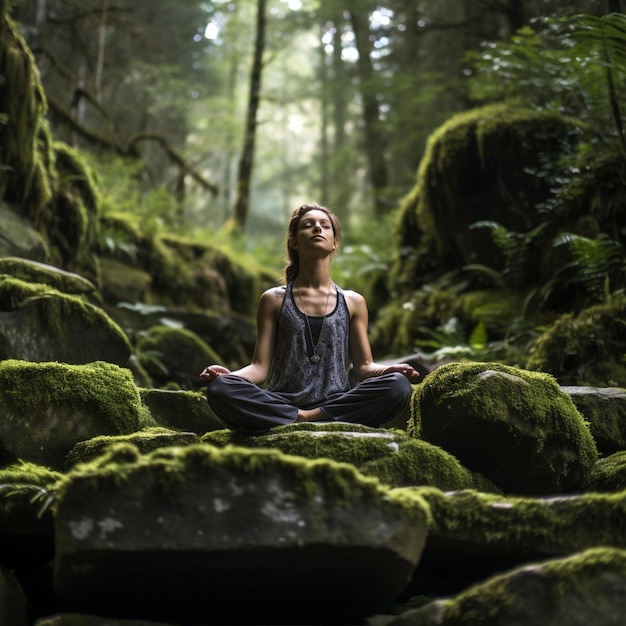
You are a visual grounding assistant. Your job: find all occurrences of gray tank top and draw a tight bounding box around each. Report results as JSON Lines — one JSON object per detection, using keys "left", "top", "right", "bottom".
{"left": 267, "top": 282, "right": 351, "bottom": 408}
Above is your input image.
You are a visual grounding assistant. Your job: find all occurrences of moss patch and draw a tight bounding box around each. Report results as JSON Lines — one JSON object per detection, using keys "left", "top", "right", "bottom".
{"left": 203, "top": 423, "right": 498, "bottom": 492}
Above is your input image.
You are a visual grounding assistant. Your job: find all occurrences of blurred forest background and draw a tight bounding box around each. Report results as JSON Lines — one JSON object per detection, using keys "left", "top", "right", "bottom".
{"left": 9, "top": 0, "right": 621, "bottom": 279}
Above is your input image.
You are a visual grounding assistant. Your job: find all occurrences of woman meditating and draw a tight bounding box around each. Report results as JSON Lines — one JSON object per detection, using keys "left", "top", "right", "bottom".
{"left": 200, "top": 203, "right": 420, "bottom": 433}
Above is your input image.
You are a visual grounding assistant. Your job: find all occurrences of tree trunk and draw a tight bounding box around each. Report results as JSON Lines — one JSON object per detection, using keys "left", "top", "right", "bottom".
{"left": 230, "top": 0, "right": 266, "bottom": 233}
{"left": 347, "top": 5, "right": 389, "bottom": 216}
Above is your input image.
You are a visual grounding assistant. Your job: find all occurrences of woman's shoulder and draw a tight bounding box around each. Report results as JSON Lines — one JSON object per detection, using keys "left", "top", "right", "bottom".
{"left": 336, "top": 286, "right": 366, "bottom": 315}
{"left": 259, "top": 285, "right": 287, "bottom": 308}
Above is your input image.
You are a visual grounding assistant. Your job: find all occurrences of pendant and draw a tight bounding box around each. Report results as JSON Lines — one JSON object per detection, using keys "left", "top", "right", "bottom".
{"left": 310, "top": 354, "right": 320, "bottom": 364}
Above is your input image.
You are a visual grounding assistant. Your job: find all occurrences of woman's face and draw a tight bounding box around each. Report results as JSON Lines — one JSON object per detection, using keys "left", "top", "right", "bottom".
{"left": 295, "top": 209, "right": 338, "bottom": 254}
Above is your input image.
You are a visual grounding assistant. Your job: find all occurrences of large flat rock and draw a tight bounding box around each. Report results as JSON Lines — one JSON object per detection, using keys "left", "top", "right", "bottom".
{"left": 54, "top": 444, "right": 430, "bottom": 624}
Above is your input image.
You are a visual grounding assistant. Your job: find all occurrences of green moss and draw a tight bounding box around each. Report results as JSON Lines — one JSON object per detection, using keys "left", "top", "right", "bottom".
{"left": 65, "top": 426, "right": 201, "bottom": 468}
{"left": 586, "top": 452, "right": 626, "bottom": 492}
{"left": 0, "top": 277, "right": 131, "bottom": 353}
{"left": 410, "top": 361, "right": 598, "bottom": 492}
{"left": 0, "top": 257, "right": 95, "bottom": 294}
{"left": 0, "top": 359, "right": 145, "bottom": 433}
{"left": 438, "top": 547, "right": 626, "bottom": 625}
{"left": 402, "top": 487, "right": 626, "bottom": 555}
{"left": 527, "top": 296, "right": 626, "bottom": 386}
{"left": 0, "top": 460, "right": 63, "bottom": 487}
{"left": 59, "top": 442, "right": 428, "bottom": 524}
{"left": 0, "top": 10, "right": 53, "bottom": 221}
{"left": 202, "top": 423, "right": 499, "bottom": 492}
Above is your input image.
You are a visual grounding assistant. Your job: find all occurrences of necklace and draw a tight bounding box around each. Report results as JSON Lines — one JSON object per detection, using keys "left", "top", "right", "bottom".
{"left": 297, "top": 281, "right": 332, "bottom": 364}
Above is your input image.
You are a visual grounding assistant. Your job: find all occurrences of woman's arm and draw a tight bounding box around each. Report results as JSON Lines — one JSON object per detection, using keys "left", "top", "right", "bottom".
{"left": 346, "top": 290, "right": 420, "bottom": 382}
{"left": 200, "top": 287, "right": 282, "bottom": 385}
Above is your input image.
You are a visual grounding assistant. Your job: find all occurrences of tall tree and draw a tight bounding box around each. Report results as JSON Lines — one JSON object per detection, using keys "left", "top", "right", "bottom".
{"left": 230, "top": 0, "right": 267, "bottom": 233}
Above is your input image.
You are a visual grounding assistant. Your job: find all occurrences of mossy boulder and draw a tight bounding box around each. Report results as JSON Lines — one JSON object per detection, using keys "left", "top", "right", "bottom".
{"left": 54, "top": 443, "right": 430, "bottom": 624}
{"left": 562, "top": 386, "right": 626, "bottom": 455}
{"left": 0, "top": 203, "right": 48, "bottom": 261}
{"left": 64, "top": 427, "right": 201, "bottom": 468}
{"left": 395, "top": 487, "right": 626, "bottom": 589}
{"left": 0, "top": 257, "right": 95, "bottom": 295}
{"left": 203, "top": 422, "right": 499, "bottom": 492}
{"left": 135, "top": 325, "right": 223, "bottom": 390}
{"left": 411, "top": 362, "right": 598, "bottom": 494}
{"left": 0, "top": 461, "right": 61, "bottom": 567}
{"left": 0, "top": 278, "right": 131, "bottom": 366}
{"left": 527, "top": 297, "right": 626, "bottom": 387}
{"left": 392, "top": 104, "right": 580, "bottom": 291}
{"left": 586, "top": 451, "right": 626, "bottom": 492}
{"left": 140, "top": 388, "right": 223, "bottom": 434}
{"left": 0, "top": 360, "right": 149, "bottom": 469}
{"left": 389, "top": 547, "right": 626, "bottom": 626}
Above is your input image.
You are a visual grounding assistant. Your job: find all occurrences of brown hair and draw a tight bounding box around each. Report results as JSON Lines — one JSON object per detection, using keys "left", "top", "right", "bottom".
{"left": 284, "top": 203, "right": 342, "bottom": 284}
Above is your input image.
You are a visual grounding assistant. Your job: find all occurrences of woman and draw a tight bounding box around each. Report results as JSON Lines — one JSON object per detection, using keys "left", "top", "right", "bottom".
{"left": 200, "top": 203, "right": 420, "bottom": 433}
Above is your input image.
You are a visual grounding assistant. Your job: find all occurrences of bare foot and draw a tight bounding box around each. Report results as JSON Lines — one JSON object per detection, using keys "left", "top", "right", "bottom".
{"left": 296, "top": 407, "right": 325, "bottom": 422}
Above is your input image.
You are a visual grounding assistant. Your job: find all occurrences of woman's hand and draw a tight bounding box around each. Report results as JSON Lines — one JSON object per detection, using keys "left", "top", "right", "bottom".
{"left": 199, "top": 364, "right": 231, "bottom": 381}
{"left": 382, "top": 363, "right": 421, "bottom": 382}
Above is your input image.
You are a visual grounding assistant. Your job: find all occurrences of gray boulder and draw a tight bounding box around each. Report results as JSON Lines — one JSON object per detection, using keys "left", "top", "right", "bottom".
{"left": 140, "top": 388, "right": 223, "bottom": 434}
{"left": 0, "top": 277, "right": 131, "bottom": 366}
{"left": 411, "top": 362, "right": 598, "bottom": 494}
{"left": 562, "top": 386, "right": 626, "bottom": 456}
{"left": 54, "top": 443, "right": 430, "bottom": 624}
{"left": 388, "top": 547, "right": 626, "bottom": 626}
{"left": 0, "top": 202, "right": 47, "bottom": 261}
{"left": 395, "top": 487, "right": 626, "bottom": 594}
{"left": 0, "top": 257, "right": 96, "bottom": 295}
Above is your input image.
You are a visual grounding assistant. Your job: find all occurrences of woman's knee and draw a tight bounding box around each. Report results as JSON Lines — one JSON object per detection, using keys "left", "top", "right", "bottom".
{"left": 386, "top": 372, "right": 413, "bottom": 406}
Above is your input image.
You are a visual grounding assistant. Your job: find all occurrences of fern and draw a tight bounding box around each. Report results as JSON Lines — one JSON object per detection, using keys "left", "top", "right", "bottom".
{"left": 552, "top": 232, "right": 626, "bottom": 303}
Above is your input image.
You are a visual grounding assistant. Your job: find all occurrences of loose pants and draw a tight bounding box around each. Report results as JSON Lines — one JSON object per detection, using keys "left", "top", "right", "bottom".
{"left": 206, "top": 372, "right": 413, "bottom": 434}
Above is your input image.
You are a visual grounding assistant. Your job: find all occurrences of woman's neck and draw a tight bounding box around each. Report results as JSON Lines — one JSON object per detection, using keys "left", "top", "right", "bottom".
{"left": 296, "top": 260, "right": 331, "bottom": 289}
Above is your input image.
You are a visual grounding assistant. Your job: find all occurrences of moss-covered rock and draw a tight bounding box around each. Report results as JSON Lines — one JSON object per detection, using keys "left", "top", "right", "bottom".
{"left": 54, "top": 443, "right": 430, "bottom": 624}
{"left": 0, "top": 461, "right": 61, "bottom": 568}
{"left": 562, "top": 386, "right": 626, "bottom": 455}
{"left": 0, "top": 256, "right": 95, "bottom": 295}
{"left": 0, "top": 203, "right": 48, "bottom": 260}
{"left": 411, "top": 362, "right": 598, "bottom": 494}
{"left": 586, "top": 451, "right": 626, "bottom": 492}
{"left": 140, "top": 388, "right": 223, "bottom": 434}
{"left": 135, "top": 325, "right": 223, "bottom": 390}
{"left": 0, "top": 360, "right": 150, "bottom": 469}
{"left": 65, "top": 427, "right": 201, "bottom": 468}
{"left": 392, "top": 104, "right": 580, "bottom": 293}
{"left": 203, "top": 422, "right": 499, "bottom": 492}
{"left": 396, "top": 487, "right": 626, "bottom": 583}
{"left": 0, "top": 277, "right": 132, "bottom": 365}
{"left": 527, "top": 297, "right": 626, "bottom": 387}
{"left": 389, "top": 547, "right": 626, "bottom": 626}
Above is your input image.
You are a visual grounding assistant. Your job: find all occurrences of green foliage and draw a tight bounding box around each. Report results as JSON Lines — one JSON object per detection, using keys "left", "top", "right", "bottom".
{"left": 550, "top": 232, "right": 626, "bottom": 303}
{"left": 466, "top": 220, "right": 550, "bottom": 289}
{"left": 465, "top": 13, "right": 626, "bottom": 152}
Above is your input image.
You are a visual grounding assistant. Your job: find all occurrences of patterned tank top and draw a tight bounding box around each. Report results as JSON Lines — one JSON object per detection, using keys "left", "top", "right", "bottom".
{"left": 267, "top": 282, "right": 351, "bottom": 408}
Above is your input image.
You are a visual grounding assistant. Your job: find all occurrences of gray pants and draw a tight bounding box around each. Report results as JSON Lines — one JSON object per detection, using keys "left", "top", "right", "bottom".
{"left": 206, "top": 372, "right": 412, "bottom": 433}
